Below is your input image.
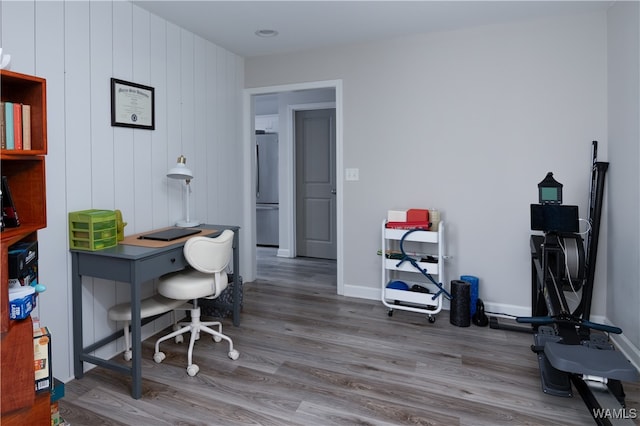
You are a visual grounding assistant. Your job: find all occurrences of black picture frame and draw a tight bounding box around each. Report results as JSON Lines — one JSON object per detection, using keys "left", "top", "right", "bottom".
{"left": 110, "top": 78, "right": 155, "bottom": 130}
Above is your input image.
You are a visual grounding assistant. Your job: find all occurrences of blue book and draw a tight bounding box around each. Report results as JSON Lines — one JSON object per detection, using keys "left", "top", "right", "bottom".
{"left": 5, "top": 102, "right": 14, "bottom": 149}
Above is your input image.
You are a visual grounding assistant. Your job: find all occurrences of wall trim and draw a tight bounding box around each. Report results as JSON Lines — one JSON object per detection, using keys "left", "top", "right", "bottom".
{"left": 285, "top": 101, "right": 337, "bottom": 260}
{"left": 243, "top": 80, "right": 344, "bottom": 295}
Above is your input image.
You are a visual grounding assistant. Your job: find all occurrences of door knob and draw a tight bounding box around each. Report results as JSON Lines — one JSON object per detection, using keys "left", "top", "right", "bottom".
{"left": 331, "top": 189, "right": 336, "bottom": 194}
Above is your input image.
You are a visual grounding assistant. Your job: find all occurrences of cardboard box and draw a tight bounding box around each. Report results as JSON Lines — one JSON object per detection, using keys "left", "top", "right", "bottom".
{"left": 8, "top": 240, "right": 38, "bottom": 281}
{"left": 9, "top": 286, "right": 36, "bottom": 320}
{"left": 34, "top": 327, "right": 52, "bottom": 393}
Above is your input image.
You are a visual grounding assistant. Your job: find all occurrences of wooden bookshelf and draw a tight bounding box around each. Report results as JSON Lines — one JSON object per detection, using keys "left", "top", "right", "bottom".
{"left": 0, "top": 70, "right": 49, "bottom": 423}
{"left": 0, "top": 69, "right": 47, "bottom": 155}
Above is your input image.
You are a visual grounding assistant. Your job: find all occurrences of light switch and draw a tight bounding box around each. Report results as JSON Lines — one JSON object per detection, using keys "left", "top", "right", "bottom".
{"left": 345, "top": 168, "right": 359, "bottom": 181}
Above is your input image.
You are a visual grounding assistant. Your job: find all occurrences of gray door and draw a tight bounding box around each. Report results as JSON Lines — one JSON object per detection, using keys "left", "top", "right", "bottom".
{"left": 295, "top": 109, "right": 337, "bottom": 259}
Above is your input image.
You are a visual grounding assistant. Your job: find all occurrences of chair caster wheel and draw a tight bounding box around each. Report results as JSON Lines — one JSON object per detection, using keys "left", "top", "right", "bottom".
{"left": 388, "top": 309, "right": 393, "bottom": 317}
{"left": 187, "top": 364, "right": 199, "bottom": 376}
{"left": 175, "top": 334, "right": 184, "bottom": 344}
{"left": 428, "top": 315, "right": 436, "bottom": 323}
{"left": 228, "top": 349, "right": 239, "bottom": 360}
{"left": 213, "top": 335, "right": 222, "bottom": 343}
{"left": 123, "top": 350, "right": 132, "bottom": 361}
{"left": 153, "top": 352, "right": 166, "bottom": 363}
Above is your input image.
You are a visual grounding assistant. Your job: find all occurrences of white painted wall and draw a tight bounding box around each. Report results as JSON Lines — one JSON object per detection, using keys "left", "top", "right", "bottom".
{"left": 246, "top": 11, "right": 608, "bottom": 312}
{"left": 246, "top": 9, "right": 640, "bottom": 368}
{"left": 1, "top": 1, "right": 244, "bottom": 382}
{"left": 607, "top": 1, "right": 640, "bottom": 367}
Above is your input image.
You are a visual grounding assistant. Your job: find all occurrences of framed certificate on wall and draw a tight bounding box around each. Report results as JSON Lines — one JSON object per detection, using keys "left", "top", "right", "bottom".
{"left": 110, "top": 78, "right": 155, "bottom": 130}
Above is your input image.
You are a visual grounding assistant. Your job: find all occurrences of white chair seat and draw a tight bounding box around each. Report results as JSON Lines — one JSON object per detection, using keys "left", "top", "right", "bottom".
{"left": 158, "top": 268, "right": 228, "bottom": 300}
{"left": 108, "top": 294, "right": 187, "bottom": 321}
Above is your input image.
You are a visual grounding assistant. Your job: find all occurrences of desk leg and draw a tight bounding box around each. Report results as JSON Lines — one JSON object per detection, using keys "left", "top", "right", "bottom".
{"left": 71, "top": 252, "right": 84, "bottom": 379}
{"left": 130, "top": 273, "right": 142, "bottom": 399}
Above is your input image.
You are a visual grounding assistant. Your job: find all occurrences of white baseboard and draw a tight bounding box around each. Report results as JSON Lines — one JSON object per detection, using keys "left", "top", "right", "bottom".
{"left": 342, "top": 284, "right": 534, "bottom": 318}
{"left": 482, "top": 301, "right": 532, "bottom": 319}
{"left": 343, "top": 283, "right": 379, "bottom": 301}
{"left": 276, "top": 248, "right": 291, "bottom": 258}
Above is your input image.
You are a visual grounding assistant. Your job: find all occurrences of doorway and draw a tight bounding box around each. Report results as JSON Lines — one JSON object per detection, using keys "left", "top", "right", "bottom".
{"left": 244, "top": 80, "right": 344, "bottom": 294}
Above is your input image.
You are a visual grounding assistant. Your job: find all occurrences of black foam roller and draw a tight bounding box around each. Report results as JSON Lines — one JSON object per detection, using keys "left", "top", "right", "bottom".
{"left": 450, "top": 280, "right": 471, "bottom": 327}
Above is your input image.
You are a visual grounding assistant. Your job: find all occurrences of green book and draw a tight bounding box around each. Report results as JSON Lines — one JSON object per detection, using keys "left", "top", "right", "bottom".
{"left": 4, "top": 102, "right": 14, "bottom": 149}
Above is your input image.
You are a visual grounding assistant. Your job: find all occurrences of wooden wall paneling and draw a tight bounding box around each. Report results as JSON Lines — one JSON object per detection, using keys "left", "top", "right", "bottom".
{"left": 179, "top": 30, "right": 197, "bottom": 224}
{"left": 64, "top": 0, "right": 92, "bottom": 209}
{"left": 112, "top": 0, "right": 135, "bottom": 234}
{"left": 193, "top": 37, "right": 208, "bottom": 224}
{"left": 0, "top": 1, "right": 35, "bottom": 73}
{"left": 221, "top": 52, "right": 243, "bottom": 224}
{"left": 64, "top": 2, "right": 96, "bottom": 371}
{"left": 205, "top": 45, "right": 220, "bottom": 222}
{"left": 147, "top": 14, "right": 173, "bottom": 335}
{"left": 215, "top": 48, "right": 230, "bottom": 224}
{"left": 149, "top": 13, "right": 170, "bottom": 230}
{"left": 132, "top": 7, "right": 154, "bottom": 238}
{"left": 34, "top": 0, "right": 69, "bottom": 382}
{"left": 89, "top": 1, "right": 119, "bottom": 360}
{"left": 131, "top": 8, "right": 157, "bottom": 343}
{"left": 232, "top": 55, "right": 245, "bottom": 221}
{"left": 166, "top": 22, "right": 183, "bottom": 226}
{"left": 111, "top": 2, "right": 136, "bottom": 341}
{"left": 180, "top": 29, "right": 196, "bottom": 159}
{"left": 89, "top": 1, "right": 115, "bottom": 210}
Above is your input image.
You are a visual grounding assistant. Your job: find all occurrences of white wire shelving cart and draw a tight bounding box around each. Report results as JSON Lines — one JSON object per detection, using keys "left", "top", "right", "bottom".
{"left": 381, "top": 219, "right": 449, "bottom": 323}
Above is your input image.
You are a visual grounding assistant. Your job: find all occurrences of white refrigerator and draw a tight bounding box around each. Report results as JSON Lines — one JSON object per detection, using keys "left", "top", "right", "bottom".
{"left": 256, "top": 132, "right": 279, "bottom": 246}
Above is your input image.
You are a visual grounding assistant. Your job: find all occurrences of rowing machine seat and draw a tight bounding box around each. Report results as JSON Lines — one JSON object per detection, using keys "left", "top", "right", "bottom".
{"left": 544, "top": 342, "right": 639, "bottom": 382}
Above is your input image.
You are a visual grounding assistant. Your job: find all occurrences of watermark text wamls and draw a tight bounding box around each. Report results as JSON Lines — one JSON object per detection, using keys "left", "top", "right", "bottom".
{"left": 592, "top": 408, "right": 637, "bottom": 420}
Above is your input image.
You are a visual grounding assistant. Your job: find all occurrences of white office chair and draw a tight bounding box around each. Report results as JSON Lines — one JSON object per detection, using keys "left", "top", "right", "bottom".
{"left": 153, "top": 229, "right": 239, "bottom": 376}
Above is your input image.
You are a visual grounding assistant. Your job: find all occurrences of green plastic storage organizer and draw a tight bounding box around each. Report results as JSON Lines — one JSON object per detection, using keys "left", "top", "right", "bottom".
{"left": 68, "top": 209, "right": 117, "bottom": 251}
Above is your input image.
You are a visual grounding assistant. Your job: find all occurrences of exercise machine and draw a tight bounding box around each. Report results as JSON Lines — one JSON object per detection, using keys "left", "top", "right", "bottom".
{"left": 517, "top": 142, "right": 639, "bottom": 425}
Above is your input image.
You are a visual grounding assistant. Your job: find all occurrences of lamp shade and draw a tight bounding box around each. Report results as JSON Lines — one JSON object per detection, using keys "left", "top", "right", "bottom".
{"left": 167, "top": 155, "right": 193, "bottom": 180}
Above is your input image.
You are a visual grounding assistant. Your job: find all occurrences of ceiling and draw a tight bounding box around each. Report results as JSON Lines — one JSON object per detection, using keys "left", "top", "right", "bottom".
{"left": 132, "top": 1, "right": 613, "bottom": 58}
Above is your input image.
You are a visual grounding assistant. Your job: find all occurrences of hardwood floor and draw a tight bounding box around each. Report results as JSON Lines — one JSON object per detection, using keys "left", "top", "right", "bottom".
{"left": 59, "top": 247, "right": 639, "bottom": 425}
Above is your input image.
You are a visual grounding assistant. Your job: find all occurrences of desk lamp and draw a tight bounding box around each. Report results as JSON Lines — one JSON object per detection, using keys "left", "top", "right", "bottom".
{"left": 167, "top": 155, "right": 200, "bottom": 227}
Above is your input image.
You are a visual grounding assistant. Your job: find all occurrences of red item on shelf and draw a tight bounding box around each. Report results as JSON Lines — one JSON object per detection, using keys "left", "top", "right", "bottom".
{"left": 385, "top": 221, "right": 431, "bottom": 230}
{"left": 407, "top": 209, "right": 429, "bottom": 223}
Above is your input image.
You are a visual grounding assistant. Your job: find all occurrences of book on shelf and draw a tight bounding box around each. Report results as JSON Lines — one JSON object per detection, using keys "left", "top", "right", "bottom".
{"left": 385, "top": 221, "right": 431, "bottom": 230}
{"left": 13, "top": 103, "right": 22, "bottom": 150}
{"left": 0, "top": 102, "right": 31, "bottom": 150}
{"left": 4, "top": 101, "right": 14, "bottom": 149}
{"left": 1, "top": 175, "right": 20, "bottom": 228}
{"left": 0, "top": 102, "right": 5, "bottom": 149}
{"left": 22, "top": 104, "right": 31, "bottom": 150}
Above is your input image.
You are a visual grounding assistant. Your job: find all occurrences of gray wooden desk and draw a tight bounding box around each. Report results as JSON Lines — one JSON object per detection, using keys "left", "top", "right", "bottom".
{"left": 71, "top": 224, "right": 240, "bottom": 399}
